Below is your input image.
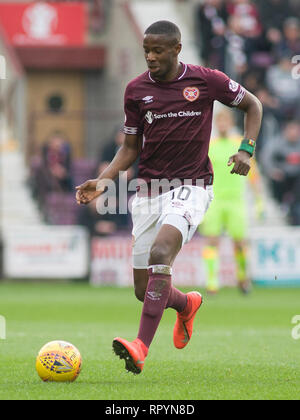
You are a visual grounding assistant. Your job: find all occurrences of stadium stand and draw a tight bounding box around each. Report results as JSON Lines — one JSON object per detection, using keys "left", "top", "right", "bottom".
{"left": 193, "top": 0, "right": 300, "bottom": 225}
{"left": 1, "top": 0, "right": 299, "bottom": 231}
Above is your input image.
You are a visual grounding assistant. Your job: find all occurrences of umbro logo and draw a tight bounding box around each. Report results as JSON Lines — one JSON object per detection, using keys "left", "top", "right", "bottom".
{"left": 147, "top": 290, "right": 162, "bottom": 301}
{"left": 142, "top": 95, "right": 154, "bottom": 104}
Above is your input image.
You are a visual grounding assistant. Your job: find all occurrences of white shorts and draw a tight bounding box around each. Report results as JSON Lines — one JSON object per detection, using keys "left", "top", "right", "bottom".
{"left": 131, "top": 185, "right": 214, "bottom": 269}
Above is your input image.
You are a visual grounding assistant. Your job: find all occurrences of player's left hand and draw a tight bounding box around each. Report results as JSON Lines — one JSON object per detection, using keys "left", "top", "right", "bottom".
{"left": 227, "top": 151, "right": 251, "bottom": 176}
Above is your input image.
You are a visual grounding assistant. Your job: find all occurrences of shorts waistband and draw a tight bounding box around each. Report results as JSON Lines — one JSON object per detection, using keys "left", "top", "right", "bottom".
{"left": 136, "top": 177, "right": 213, "bottom": 198}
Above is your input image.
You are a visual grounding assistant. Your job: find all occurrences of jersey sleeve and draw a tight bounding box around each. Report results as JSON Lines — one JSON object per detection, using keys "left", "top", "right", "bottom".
{"left": 206, "top": 68, "right": 246, "bottom": 107}
{"left": 123, "top": 83, "right": 143, "bottom": 136}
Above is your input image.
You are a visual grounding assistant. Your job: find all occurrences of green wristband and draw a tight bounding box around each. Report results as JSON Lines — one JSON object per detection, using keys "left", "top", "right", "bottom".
{"left": 238, "top": 138, "right": 256, "bottom": 157}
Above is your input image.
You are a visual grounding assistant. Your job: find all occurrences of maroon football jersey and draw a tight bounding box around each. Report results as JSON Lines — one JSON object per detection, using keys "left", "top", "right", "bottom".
{"left": 123, "top": 63, "right": 246, "bottom": 186}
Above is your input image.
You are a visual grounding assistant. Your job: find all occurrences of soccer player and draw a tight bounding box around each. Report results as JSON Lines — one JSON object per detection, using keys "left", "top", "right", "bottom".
{"left": 201, "top": 108, "right": 261, "bottom": 294}
{"left": 76, "top": 21, "right": 262, "bottom": 374}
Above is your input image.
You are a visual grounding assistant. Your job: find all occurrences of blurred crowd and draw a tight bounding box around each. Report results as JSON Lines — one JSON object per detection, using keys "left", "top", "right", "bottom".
{"left": 29, "top": 0, "right": 300, "bottom": 230}
{"left": 194, "top": 0, "right": 300, "bottom": 224}
{"left": 30, "top": 128, "right": 135, "bottom": 237}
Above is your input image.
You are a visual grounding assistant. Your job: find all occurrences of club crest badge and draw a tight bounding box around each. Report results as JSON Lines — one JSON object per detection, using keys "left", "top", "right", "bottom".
{"left": 229, "top": 79, "right": 239, "bottom": 92}
{"left": 183, "top": 87, "right": 200, "bottom": 102}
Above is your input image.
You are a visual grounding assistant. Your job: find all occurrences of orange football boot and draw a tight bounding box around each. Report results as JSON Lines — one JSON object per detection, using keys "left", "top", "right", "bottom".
{"left": 173, "top": 291, "right": 203, "bottom": 349}
{"left": 112, "top": 337, "right": 148, "bottom": 374}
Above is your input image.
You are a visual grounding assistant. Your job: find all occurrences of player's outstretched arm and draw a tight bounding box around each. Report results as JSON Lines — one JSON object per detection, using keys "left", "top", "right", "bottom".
{"left": 76, "top": 133, "right": 142, "bottom": 205}
{"left": 227, "top": 91, "right": 263, "bottom": 176}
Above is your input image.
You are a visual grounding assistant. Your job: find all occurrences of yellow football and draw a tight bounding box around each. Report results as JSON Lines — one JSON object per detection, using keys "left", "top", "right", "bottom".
{"left": 36, "top": 340, "right": 82, "bottom": 382}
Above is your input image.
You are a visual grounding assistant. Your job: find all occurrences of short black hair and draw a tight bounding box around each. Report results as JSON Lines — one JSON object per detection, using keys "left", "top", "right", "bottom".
{"left": 144, "top": 20, "right": 181, "bottom": 43}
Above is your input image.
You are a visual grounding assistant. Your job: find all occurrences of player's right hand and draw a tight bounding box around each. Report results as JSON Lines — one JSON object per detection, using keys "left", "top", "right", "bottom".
{"left": 75, "top": 178, "right": 106, "bottom": 205}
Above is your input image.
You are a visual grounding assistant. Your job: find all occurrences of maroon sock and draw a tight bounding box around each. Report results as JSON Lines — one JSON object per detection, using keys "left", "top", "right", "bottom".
{"left": 137, "top": 266, "right": 172, "bottom": 348}
{"left": 166, "top": 286, "right": 187, "bottom": 313}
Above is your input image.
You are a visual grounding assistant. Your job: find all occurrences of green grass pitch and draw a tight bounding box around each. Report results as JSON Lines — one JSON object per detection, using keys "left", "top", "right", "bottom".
{"left": 0, "top": 282, "right": 300, "bottom": 400}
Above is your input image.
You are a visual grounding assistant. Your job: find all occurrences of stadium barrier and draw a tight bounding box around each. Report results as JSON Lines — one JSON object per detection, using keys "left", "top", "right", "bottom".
{"left": 90, "top": 235, "right": 236, "bottom": 287}
{"left": 3, "top": 226, "right": 89, "bottom": 279}
{"left": 2, "top": 226, "right": 300, "bottom": 286}
{"left": 2, "top": 226, "right": 236, "bottom": 286}
{"left": 249, "top": 227, "right": 300, "bottom": 286}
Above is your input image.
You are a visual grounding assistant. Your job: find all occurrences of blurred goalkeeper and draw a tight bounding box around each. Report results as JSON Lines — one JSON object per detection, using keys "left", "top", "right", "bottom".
{"left": 200, "top": 108, "right": 263, "bottom": 294}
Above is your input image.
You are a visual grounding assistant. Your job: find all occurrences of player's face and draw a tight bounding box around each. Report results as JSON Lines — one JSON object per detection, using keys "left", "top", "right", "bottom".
{"left": 143, "top": 34, "right": 181, "bottom": 81}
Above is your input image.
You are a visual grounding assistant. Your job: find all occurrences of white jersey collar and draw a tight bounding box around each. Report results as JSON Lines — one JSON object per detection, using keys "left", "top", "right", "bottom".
{"left": 148, "top": 63, "right": 187, "bottom": 83}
